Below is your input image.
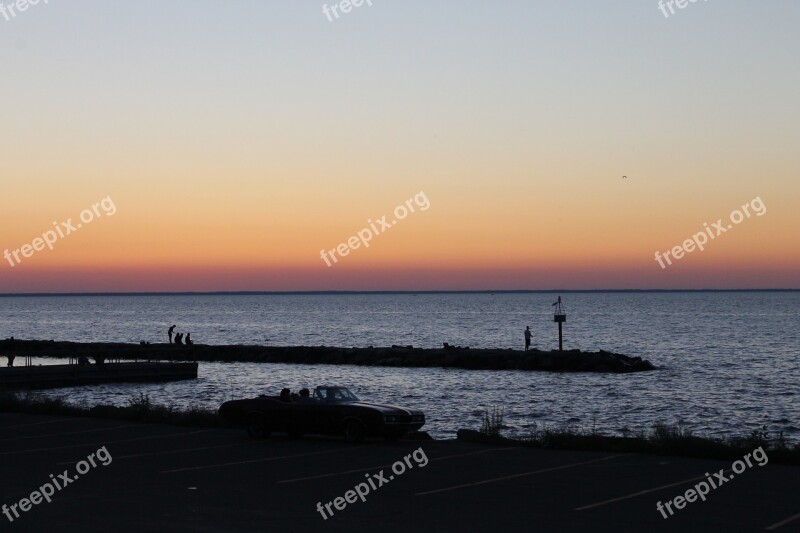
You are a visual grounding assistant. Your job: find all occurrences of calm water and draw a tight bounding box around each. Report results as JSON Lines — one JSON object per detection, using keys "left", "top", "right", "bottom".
{"left": 1, "top": 293, "right": 798, "bottom": 440}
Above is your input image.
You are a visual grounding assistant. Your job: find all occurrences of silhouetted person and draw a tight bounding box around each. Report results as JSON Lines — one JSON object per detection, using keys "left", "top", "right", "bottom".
{"left": 185, "top": 333, "right": 193, "bottom": 345}
{"left": 168, "top": 325, "right": 176, "bottom": 344}
{"left": 279, "top": 388, "right": 291, "bottom": 402}
{"left": 524, "top": 326, "right": 532, "bottom": 351}
{"left": 6, "top": 336, "right": 14, "bottom": 367}
{"left": 175, "top": 333, "right": 184, "bottom": 345}
{"left": 296, "top": 388, "right": 313, "bottom": 403}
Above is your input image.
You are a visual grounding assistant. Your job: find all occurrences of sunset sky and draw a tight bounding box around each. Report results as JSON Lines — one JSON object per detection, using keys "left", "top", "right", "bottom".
{"left": 1, "top": 1, "right": 798, "bottom": 292}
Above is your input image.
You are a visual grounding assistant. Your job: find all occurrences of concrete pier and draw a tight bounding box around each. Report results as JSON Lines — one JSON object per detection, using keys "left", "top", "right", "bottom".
{"left": 0, "top": 361, "right": 198, "bottom": 390}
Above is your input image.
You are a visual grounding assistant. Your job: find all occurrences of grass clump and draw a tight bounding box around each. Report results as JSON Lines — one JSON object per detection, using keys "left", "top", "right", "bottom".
{"left": 462, "top": 411, "right": 800, "bottom": 465}
{"left": 0, "top": 391, "right": 222, "bottom": 429}
{"left": 524, "top": 421, "right": 799, "bottom": 464}
{"left": 480, "top": 406, "right": 505, "bottom": 437}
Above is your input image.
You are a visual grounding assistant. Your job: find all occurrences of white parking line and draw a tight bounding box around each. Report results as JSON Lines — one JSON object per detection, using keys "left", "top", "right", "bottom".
{"left": 765, "top": 512, "right": 800, "bottom": 531}
{"left": 574, "top": 471, "right": 727, "bottom": 511}
{"left": 277, "top": 461, "right": 395, "bottom": 484}
{"left": 0, "top": 418, "right": 66, "bottom": 430}
{"left": 416, "top": 454, "right": 626, "bottom": 496}
{"left": 0, "top": 425, "right": 133, "bottom": 442}
{"left": 160, "top": 448, "right": 355, "bottom": 474}
{"left": 56, "top": 443, "right": 246, "bottom": 464}
{"left": 277, "top": 447, "right": 516, "bottom": 484}
{"left": 433, "top": 447, "right": 518, "bottom": 462}
{"left": 0, "top": 430, "right": 209, "bottom": 456}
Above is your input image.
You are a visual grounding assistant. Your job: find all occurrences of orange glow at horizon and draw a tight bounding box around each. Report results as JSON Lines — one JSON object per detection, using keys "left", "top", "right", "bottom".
{"left": 1, "top": 2, "right": 798, "bottom": 292}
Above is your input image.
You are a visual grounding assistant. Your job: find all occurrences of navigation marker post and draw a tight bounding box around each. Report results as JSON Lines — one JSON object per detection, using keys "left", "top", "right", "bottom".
{"left": 553, "top": 296, "right": 566, "bottom": 352}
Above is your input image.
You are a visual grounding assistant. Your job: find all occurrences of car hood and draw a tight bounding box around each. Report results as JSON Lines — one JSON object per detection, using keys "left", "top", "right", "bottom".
{"left": 349, "top": 402, "right": 423, "bottom": 416}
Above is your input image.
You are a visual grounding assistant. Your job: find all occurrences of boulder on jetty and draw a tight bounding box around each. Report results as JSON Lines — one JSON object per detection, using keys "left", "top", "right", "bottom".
{"left": 8, "top": 340, "right": 656, "bottom": 373}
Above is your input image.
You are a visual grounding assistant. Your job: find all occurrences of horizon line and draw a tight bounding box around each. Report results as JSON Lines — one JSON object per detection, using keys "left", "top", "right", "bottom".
{"left": 0, "top": 289, "right": 798, "bottom": 297}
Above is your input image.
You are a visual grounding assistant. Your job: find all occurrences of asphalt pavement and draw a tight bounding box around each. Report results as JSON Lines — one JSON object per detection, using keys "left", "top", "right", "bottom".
{"left": 0, "top": 413, "right": 798, "bottom": 532}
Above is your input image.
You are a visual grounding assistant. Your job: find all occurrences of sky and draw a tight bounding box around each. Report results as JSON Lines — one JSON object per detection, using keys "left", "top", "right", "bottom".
{"left": 1, "top": 0, "right": 798, "bottom": 292}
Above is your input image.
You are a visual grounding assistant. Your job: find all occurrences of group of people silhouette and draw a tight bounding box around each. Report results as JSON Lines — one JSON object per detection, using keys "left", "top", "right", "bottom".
{"left": 167, "top": 325, "right": 193, "bottom": 346}
{"left": 279, "top": 388, "right": 313, "bottom": 403}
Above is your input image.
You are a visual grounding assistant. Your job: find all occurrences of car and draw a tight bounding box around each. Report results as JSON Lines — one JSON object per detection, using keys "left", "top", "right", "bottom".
{"left": 218, "top": 386, "right": 425, "bottom": 442}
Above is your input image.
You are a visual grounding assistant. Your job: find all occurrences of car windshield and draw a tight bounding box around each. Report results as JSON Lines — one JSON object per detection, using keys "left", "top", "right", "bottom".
{"left": 315, "top": 387, "right": 360, "bottom": 402}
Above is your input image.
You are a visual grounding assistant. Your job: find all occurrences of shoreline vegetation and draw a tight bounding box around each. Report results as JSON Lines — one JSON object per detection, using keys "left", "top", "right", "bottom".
{"left": 0, "top": 391, "right": 221, "bottom": 429}
{"left": 459, "top": 407, "right": 800, "bottom": 465}
{"left": 2, "top": 392, "right": 797, "bottom": 464}
{"left": 6, "top": 340, "right": 656, "bottom": 373}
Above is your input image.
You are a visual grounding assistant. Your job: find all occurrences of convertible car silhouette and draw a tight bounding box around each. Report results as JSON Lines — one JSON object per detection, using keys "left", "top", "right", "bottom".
{"left": 218, "top": 386, "right": 425, "bottom": 442}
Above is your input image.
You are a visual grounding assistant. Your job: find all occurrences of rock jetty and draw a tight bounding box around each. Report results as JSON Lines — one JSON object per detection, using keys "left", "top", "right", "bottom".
{"left": 6, "top": 340, "right": 656, "bottom": 373}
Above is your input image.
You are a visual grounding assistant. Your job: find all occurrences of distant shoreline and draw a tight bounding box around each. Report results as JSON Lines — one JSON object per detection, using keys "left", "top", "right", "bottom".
{"left": 0, "top": 289, "right": 798, "bottom": 297}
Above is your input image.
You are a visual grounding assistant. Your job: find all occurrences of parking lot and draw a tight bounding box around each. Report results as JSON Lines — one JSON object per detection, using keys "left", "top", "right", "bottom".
{"left": 1, "top": 413, "right": 798, "bottom": 532}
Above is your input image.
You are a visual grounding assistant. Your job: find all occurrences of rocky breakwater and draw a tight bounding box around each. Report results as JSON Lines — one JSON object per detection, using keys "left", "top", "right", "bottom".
{"left": 8, "top": 340, "right": 657, "bottom": 373}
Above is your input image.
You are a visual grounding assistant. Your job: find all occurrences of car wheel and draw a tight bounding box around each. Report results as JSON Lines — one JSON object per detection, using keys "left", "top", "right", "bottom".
{"left": 344, "top": 420, "right": 365, "bottom": 443}
{"left": 246, "top": 413, "right": 270, "bottom": 439}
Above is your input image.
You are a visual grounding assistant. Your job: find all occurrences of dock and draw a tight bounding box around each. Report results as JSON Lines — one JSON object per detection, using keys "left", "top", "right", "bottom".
{"left": 0, "top": 362, "right": 198, "bottom": 390}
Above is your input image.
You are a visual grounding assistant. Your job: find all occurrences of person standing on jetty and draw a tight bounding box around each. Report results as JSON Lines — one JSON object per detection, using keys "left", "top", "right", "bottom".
{"left": 5, "top": 336, "right": 15, "bottom": 367}
{"left": 524, "top": 327, "right": 532, "bottom": 351}
{"left": 168, "top": 325, "right": 176, "bottom": 344}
